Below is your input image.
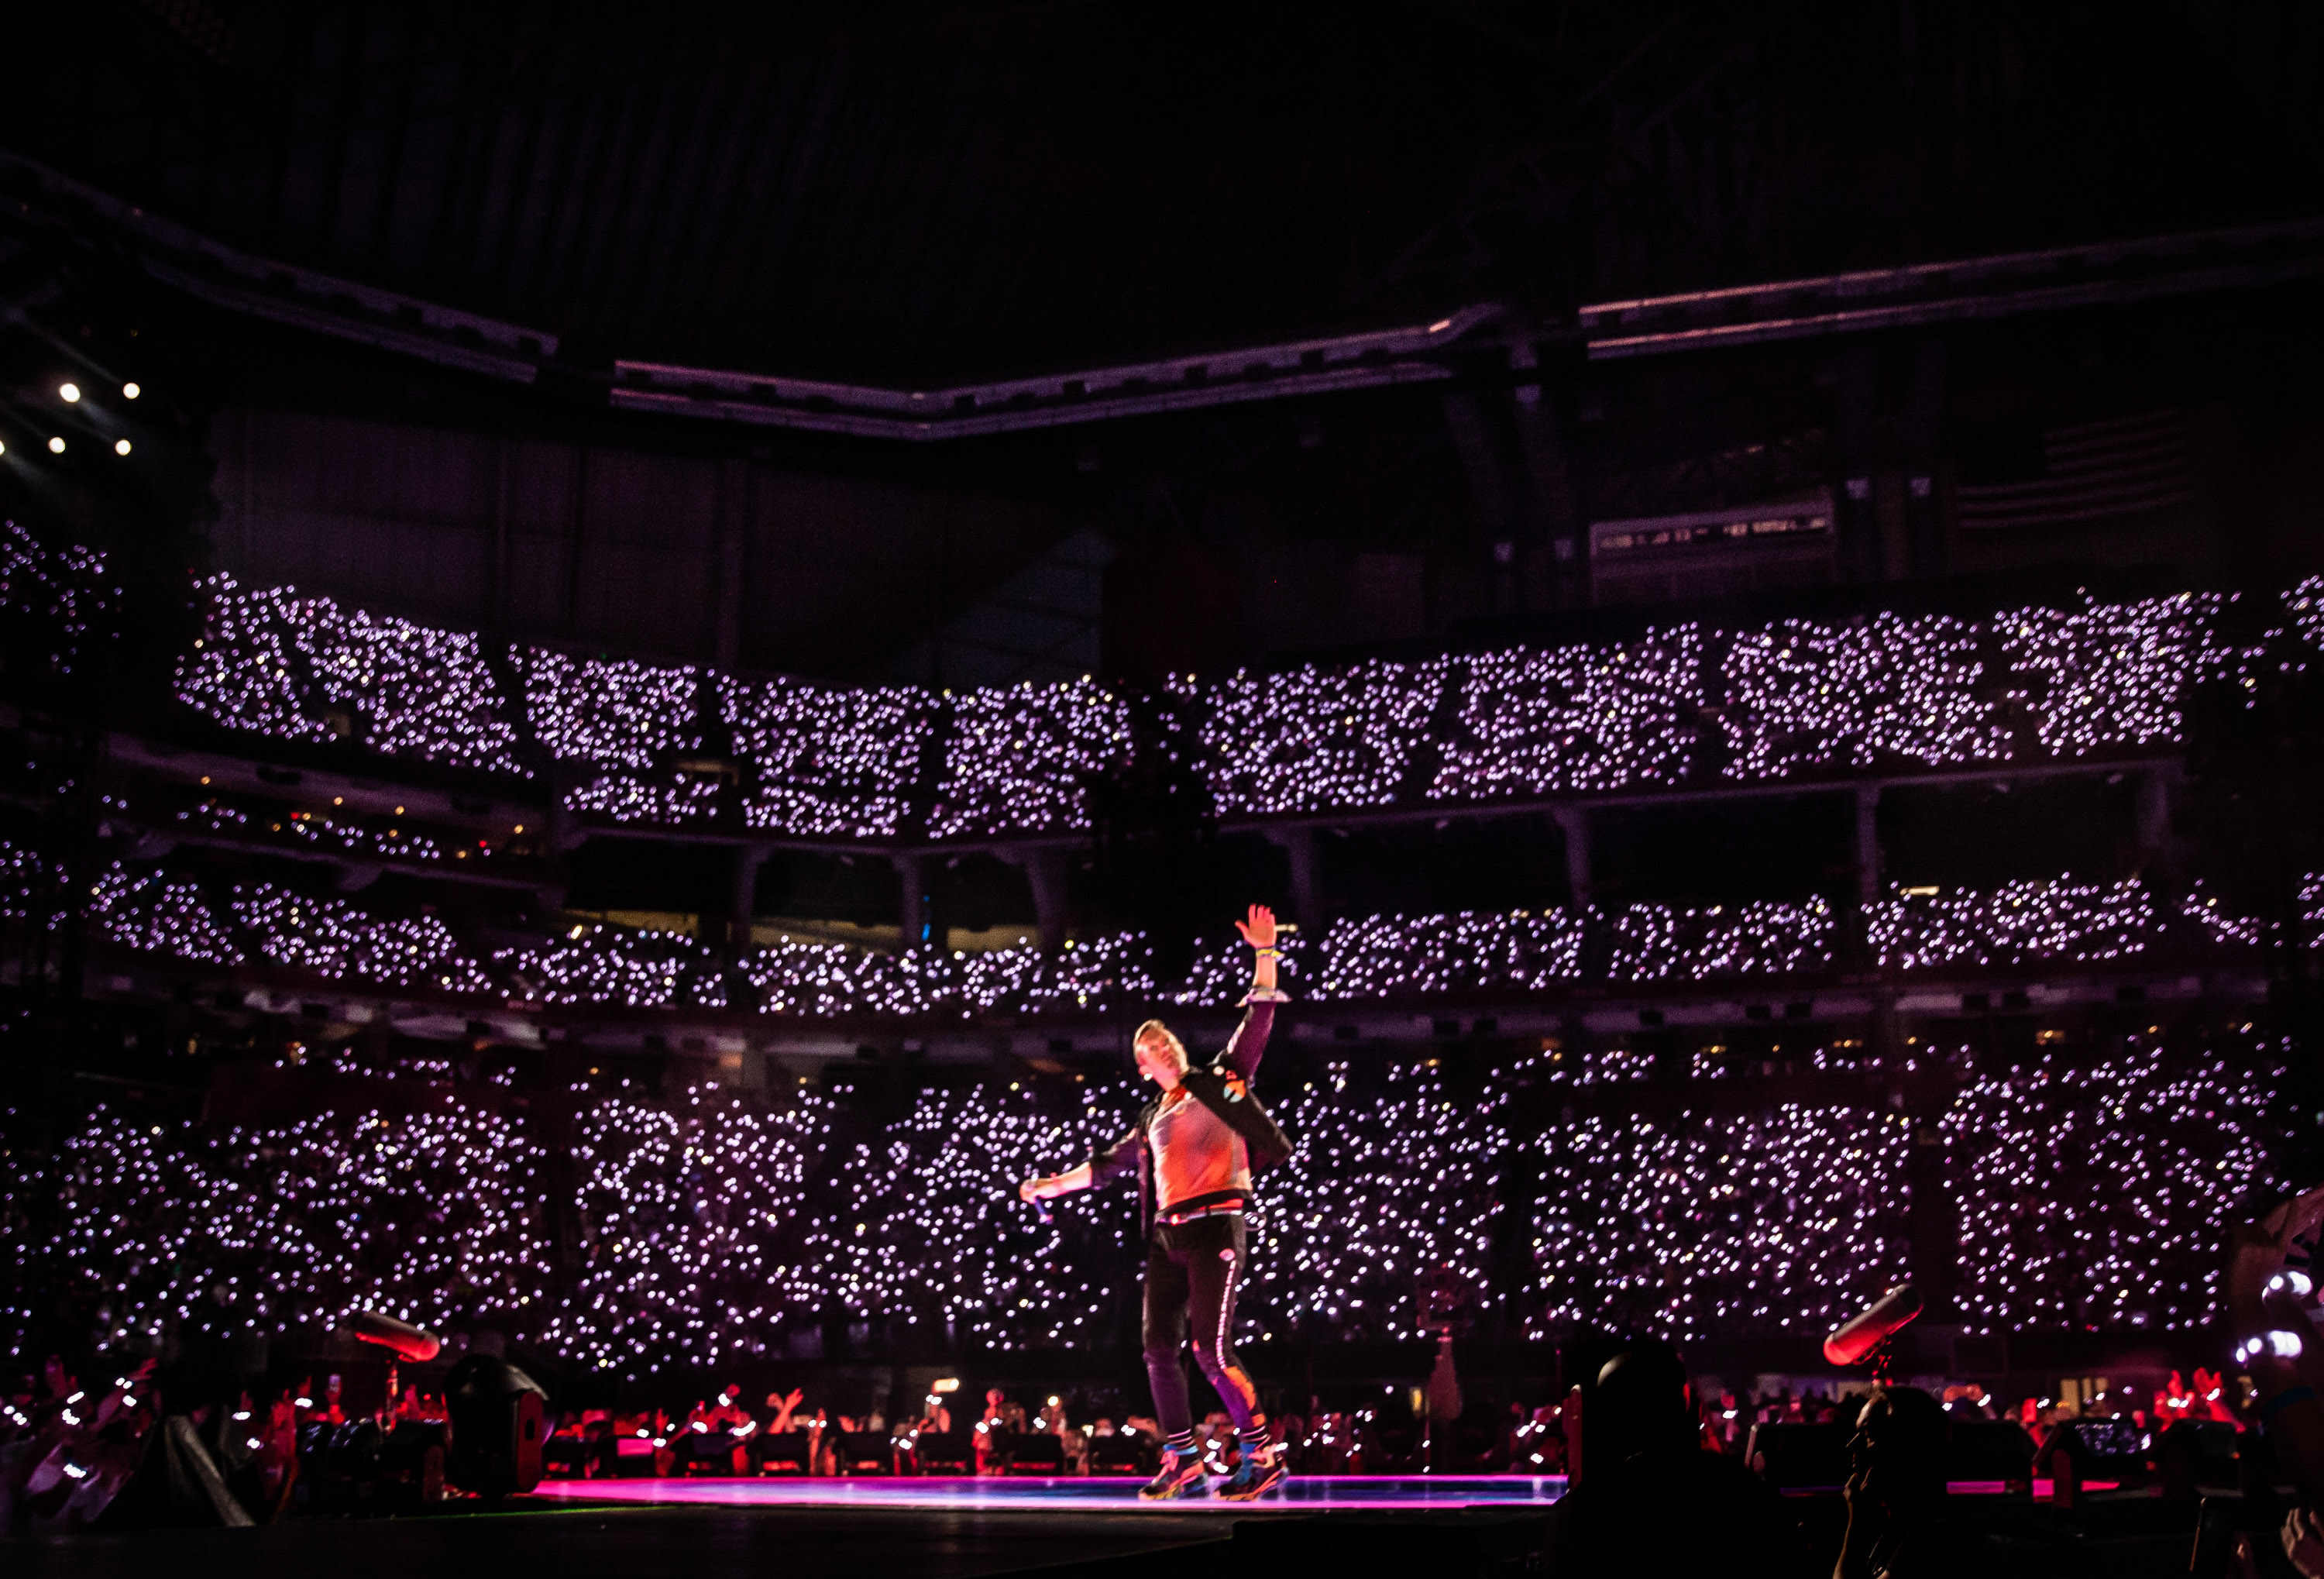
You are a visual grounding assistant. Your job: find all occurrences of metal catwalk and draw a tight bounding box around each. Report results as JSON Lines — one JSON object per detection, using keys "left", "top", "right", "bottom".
{"left": 532, "top": 1474, "right": 1571, "bottom": 1515}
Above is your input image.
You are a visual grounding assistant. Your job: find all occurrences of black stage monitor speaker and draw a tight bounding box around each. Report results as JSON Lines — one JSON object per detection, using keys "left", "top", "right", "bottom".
{"left": 1005, "top": 1433, "right": 1066, "bottom": 1475}
{"left": 679, "top": 1427, "right": 738, "bottom": 1474}
{"left": 913, "top": 1431, "right": 974, "bottom": 1474}
{"left": 755, "top": 1430, "right": 811, "bottom": 1475}
{"left": 443, "top": 1354, "right": 546, "bottom": 1496}
{"left": 837, "top": 1432, "right": 895, "bottom": 1474}
{"left": 1088, "top": 1434, "right": 1149, "bottom": 1474}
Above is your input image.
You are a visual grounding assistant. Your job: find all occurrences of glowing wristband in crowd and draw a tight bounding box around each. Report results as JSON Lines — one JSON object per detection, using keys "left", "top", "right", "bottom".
{"left": 1252, "top": 945, "right": 1282, "bottom": 959}
{"left": 1240, "top": 988, "right": 1291, "bottom": 1004}
{"left": 2235, "top": 1330, "right": 2305, "bottom": 1364}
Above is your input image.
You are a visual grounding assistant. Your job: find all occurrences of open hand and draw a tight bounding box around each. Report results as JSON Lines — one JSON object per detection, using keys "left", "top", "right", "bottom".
{"left": 2285, "top": 1506, "right": 2324, "bottom": 1578}
{"left": 1235, "top": 903, "right": 1277, "bottom": 951}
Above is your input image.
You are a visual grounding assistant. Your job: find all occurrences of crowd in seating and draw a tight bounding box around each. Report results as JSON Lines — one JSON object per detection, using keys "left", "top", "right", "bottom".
{"left": 3, "top": 1032, "right": 2280, "bottom": 1371}
{"left": 1944, "top": 1031, "right": 2288, "bottom": 1332}
{"left": 1, "top": 519, "right": 116, "bottom": 683}
{"left": 719, "top": 673, "right": 933, "bottom": 838}
{"left": 178, "top": 576, "right": 525, "bottom": 774}
{"left": 165, "top": 791, "right": 463, "bottom": 865}
{"left": 1866, "top": 877, "right": 2164, "bottom": 970}
{"left": 56, "top": 845, "right": 2307, "bottom": 1020}
{"left": 18, "top": 1103, "right": 555, "bottom": 1361}
{"left": 930, "top": 681, "right": 1133, "bottom": 838}
{"left": 163, "top": 569, "right": 2319, "bottom": 839}
{"left": 227, "top": 883, "right": 493, "bottom": 995}
{"left": 499, "top": 923, "right": 730, "bottom": 1011}
{"left": 1530, "top": 1103, "right": 1914, "bottom": 1343}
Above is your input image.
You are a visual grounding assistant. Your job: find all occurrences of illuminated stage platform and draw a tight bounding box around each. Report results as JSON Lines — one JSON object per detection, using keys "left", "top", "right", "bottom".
{"left": 533, "top": 1473, "right": 1570, "bottom": 1515}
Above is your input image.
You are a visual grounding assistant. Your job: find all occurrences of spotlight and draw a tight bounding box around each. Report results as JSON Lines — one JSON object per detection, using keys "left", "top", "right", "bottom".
{"left": 115, "top": 439, "right": 132, "bottom": 456}
{"left": 59, "top": 382, "right": 80, "bottom": 403}
{"left": 47, "top": 436, "right": 65, "bottom": 453}
{"left": 122, "top": 382, "right": 140, "bottom": 400}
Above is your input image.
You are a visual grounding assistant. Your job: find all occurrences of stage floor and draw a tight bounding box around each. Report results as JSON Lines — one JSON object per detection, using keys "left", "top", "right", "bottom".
{"left": 533, "top": 1472, "right": 1570, "bottom": 1515}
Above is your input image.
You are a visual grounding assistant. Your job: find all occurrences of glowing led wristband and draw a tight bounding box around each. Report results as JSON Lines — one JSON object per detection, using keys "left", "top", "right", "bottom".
{"left": 2235, "top": 1330, "right": 2305, "bottom": 1365}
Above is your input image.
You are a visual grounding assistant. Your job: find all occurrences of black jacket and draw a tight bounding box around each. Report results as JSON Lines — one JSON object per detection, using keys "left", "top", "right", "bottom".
{"left": 1087, "top": 1001, "right": 1291, "bottom": 1235}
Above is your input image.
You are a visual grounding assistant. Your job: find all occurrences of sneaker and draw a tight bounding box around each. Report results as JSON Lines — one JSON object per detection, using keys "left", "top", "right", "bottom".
{"left": 1138, "top": 1449, "right": 1209, "bottom": 1501}
{"left": 1216, "top": 1453, "right": 1286, "bottom": 1502}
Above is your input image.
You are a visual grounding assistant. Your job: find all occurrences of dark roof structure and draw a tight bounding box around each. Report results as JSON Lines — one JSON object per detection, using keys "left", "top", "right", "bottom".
{"left": 9, "top": 0, "right": 2320, "bottom": 387}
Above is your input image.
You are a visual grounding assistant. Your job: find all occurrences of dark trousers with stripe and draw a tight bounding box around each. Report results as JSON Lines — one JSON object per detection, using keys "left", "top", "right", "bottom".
{"left": 1143, "top": 1213, "right": 1261, "bottom": 1440}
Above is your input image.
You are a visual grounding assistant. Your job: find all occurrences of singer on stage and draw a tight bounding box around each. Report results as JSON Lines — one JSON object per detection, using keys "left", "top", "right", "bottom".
{"left": 1018, "top": 903, "right": 1293, "bottom": 1501}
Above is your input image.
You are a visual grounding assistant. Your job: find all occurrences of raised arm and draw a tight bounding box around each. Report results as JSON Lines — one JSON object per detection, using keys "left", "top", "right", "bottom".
{"left": 1224, "top": 903, "right": 1286, "bottom": 1079}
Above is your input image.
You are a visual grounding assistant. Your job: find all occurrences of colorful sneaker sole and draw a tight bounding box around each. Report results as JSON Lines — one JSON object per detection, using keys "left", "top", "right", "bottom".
{"left": 1136, "top": 1463, "right": 1209, "bottom": 1501}
{"left": 1217, "top": 1460, "right": 1287, "bottom": 1501}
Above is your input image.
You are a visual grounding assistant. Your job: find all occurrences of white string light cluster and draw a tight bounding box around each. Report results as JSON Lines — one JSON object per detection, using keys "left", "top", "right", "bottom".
{"left": 850, "top": 945, "right": 1095, "bottom": 1021}
{"left": 90, "top": 867, "right": 245, "bottom": 965}
{"left": 1538, "top": 1042, "right": 1657, "bottom": 1085}
{"left": 1317, "top": 911, "right": 1584, "bottom": 998}
{"left": 56, "top": 860, "right": 2302, "bottom": 1023}
{"left": 848, "top": 948, "right": 978, "bottom": 1019}
{"left": 176, "top": 575, "right": 525, "bottom": 772}
{"left": 544, "top": 1089, "right": 830, "bottom": 1371}
{"left": 2297, "top": 872, "right": 2324, "bottom": 948}
{"left": 521, "top": 650, "right": 700, "bottom": 767}
{"left": 1530, "top": 1104, "right": 1914, "bottom": 1341}
{"left": 1607, "top": 900, "right": 1836, "bottom": 982}
{"left": 498, "top": 924, "right": 727, "bottom": 1010}
{"left": 798, "top": 1082, "right": 1136, "bottom": 1350}
{"left": 1432, "top": 630, "right": 1703, "bottom": 801}
{"left": 744, "top": 933, "right": 1188, "bottom": 1019}
{"left": 0, "top": 838, "right": 65, "bottom": 924}
{"left": 1942, "top": 1033, "right": 2287, "bottom": 1332}
{"left": 1685, "top": 1037, "right": 1881, "bottom": 1082}
{"left": 1202, "top": 659, "right": 1441, "bottom": 814}
{"left": 1171, "top": 931, "right": 1308, "bottom": 1006}
{"left": 1243, "top": 1059, "right": 1508, "bottom": 1340}
{"left": 720, "top": 675, "right": 933, "bottom": 838}
{"left": 1999, "top": 593, "right": 2226, "bottom": 757}
{"left": 46, "top": 1106, "right": 557, "bottom": 1350}
{"left": 1867, "top": 876, "right": 2159, "bottom": 969}
{"left": 173, "top": 796, "right": 451, "bottom": 864}
{"left": 741, "top": 937, "right": 882, "bottom": 1017}
{"left": 1, "top": 518, "right": 115, "bottom": 676}
{"left": 2284, "top": 579, "right": 2324, "bottom": 651}
{"left": 176, "top": 575, "right": 336, "bottom": 744}
{"left": 2180, "top": 881, "right": 2271, "bottom": 948}
{"left": 300, "top": 608, "right": 527, "bottom": 773}
{"left": 562, "top": 769, "right": 724, "bottom": 824}
{"left": 232, "top": 882, "right": 493, "bottom": 995}
{"left": 13, "top": 1031, "right": 2293, "bottom": 1369}
{"left": 930, "top": 680, "right": 1133, "bottom": 838}
{"left": 1721, "top": 614, "right": 2010, "bottom": 779}
{"left": 1028, "top": 934, "right": 1165, "bottom": 1014}
{"left": 167, "top": 576, "right": 2298, "bottom": 834}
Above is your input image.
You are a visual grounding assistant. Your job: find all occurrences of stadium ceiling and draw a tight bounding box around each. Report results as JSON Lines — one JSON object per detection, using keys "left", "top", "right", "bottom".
{"left": 4, "top": 0, "right": 2320, "bottom": 397}
{"left": 10, "top": 135, "right": 2322, "bottom": 442}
